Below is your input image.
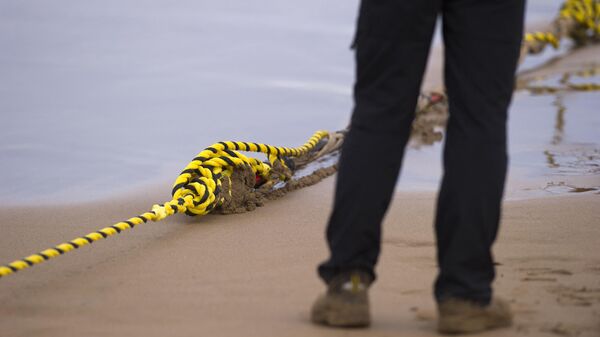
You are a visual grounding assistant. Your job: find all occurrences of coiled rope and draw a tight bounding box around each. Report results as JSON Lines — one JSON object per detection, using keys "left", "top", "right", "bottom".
{"left": 0, "top": 131, "right": 331, "bottom": 278}
{"left": 1, "top": 0, "right": 598, "bottom": 280}
{"left": 520, "top": 0, "right": 600, "bottom": 93}
{"left": 523, "top": 0, "right": 600, "bottom": 54}
{"left": 416, "top": 0, "right": 600, "bottom": 140}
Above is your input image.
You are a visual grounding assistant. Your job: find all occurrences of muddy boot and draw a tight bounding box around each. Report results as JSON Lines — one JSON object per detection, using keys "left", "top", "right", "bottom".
{"left": 311, "top": 271, "right": 372, "bottom": 327}
{"left": 437, "top": 297, "right": 513, "bottom": 334}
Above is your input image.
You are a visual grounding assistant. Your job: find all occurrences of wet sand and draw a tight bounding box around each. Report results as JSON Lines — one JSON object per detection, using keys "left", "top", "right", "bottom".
{"left": 1, "top": 180, "right": 599, "bottom": 337}
{"left": 1, "top": 45, "right": 599, "bottom": 333}
{"left": 1, "top": 3, "right": 600, "bottom": 336}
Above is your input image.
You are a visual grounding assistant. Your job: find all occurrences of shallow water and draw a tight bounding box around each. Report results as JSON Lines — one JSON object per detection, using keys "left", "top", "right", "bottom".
{"left": 1, "top": 0, "right": 596, "bottom": 205}
{"left": 398, "top": 89, "right": 600, "bottom": 195}
{"left": 0, "top": 0, "right": 357, "bottom": 204}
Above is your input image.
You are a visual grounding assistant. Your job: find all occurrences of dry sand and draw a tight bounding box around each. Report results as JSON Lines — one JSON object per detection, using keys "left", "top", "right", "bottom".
{"left": 1, "top": 42, "right": 599, "bottom": 337}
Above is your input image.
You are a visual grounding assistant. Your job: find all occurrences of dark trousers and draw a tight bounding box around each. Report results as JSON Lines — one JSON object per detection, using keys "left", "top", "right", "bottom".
{"left": 318, "top": 0, "right": 525, "bottom": 305}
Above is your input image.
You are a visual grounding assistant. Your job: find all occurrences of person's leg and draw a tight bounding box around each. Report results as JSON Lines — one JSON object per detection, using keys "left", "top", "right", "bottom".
{"left": 435, "top": 0, "right": 524, "bottom": 305}
{"left": 318, "top": 0, "right": 441, "bottom": 284}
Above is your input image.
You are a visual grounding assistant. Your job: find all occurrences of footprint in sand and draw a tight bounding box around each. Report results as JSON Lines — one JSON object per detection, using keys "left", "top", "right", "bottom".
{"left": 585, "top": 265, "right": 600, "bottom": 275}
{"left": 522, "top": 277, "right": 558, "bottom": 282}
{"left": 548, "top": 285, "right": 600, "bottom": 307}
{"left": 540, "top": 322, "right": 583, "bottom": 337}
{"left": 410, "top": 306, "right": 436, "bottom": 322}
{"left": 517, "top": 267, "right": 573, "bottom": 282}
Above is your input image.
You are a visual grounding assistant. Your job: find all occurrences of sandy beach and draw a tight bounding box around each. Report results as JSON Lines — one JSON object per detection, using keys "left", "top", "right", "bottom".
{"left": 1, "top": 1, "right": 599, "bottom": 336}
{"left": 1, "top": 180, "right": 599, "bottom": 337}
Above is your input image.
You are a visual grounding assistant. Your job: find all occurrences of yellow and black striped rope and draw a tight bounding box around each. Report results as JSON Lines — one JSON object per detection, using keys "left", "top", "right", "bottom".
{"left": 560, "top": 0, "right": 600, "bottom": 33}
{"left": 565, "top": 82, "right": 600, "bottom": 90}
{"left": 562, "top": 65, "right": 600, "bottom": 91}
{"left": 4, "top": 0, "right": 597, "bottom": 281}
{"left": 523, "top": 80, "right": 600, "bottom": 93}
{"left": 522, "top": 64, "right": 600, "bottom": 93}
{"left": 524, "top": 31, "right": 560, "bottom": 48}
{"left": 0, "top": 130, "right": 329, "bottom": 278}
{"left": 524, "top": 0, "right": 600, "bottom": 53}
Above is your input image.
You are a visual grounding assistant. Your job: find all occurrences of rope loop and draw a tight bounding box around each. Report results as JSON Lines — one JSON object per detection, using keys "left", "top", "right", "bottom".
{"left": 0, "top": 130, "right": 329, "bottom": 278}
{"left": 170, "top": 130, "right": 329, "bottom": 216}
{"left": 524, "top": 0, "right": 600, "bottom": 53}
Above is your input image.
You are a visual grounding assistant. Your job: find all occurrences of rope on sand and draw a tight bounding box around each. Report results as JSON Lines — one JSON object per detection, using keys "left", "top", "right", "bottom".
{"left": 520, "top": 65, "right": 600, "bottom": 94}
{"left": 523, "top": 0, "right": 600, "bottom": 55}
{"left": 418, "top": 0, "right": 600, "bottom": 129}
{"left": 0, "top": 131, "right": 342, "bottom": 278}
{"left": 516, "top": 0, "right": 600, "bottom": 93}
{"left": 1, "top": 0, "right": 598, "bottom": 280}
